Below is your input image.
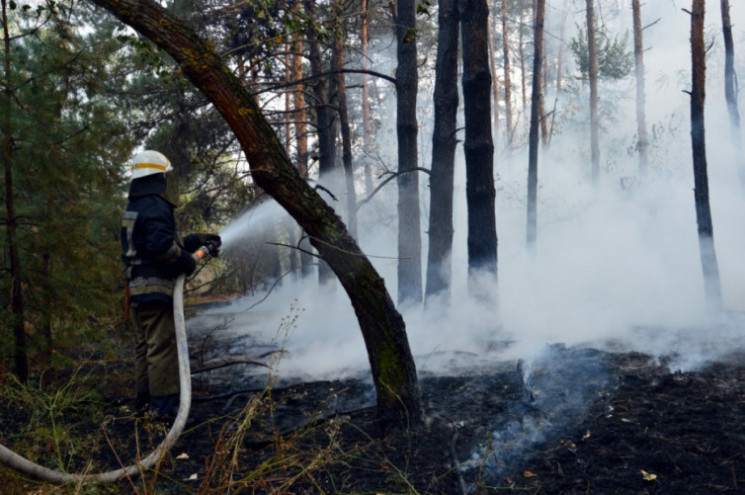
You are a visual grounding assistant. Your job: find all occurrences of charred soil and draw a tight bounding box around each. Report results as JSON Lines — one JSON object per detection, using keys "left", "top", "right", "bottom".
{"left": 2, "top": 347, "right": 745, "bottom": 494}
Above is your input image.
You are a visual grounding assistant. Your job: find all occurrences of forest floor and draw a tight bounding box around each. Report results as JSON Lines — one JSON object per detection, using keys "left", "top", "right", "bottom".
{"left": 2, "top": 337, "right": 745, "bottom": 493}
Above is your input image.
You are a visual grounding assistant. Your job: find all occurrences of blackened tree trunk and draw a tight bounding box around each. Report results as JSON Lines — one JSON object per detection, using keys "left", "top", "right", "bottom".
{"left": 90, "top": 0, "right": 422, "bottom": 428}
{"left": 395, "top": 0, "right": 423, "bottom": 305}
{"left": 305, "top": 0, "right": 338, "bottom": 285}
{"left": 689, "top": 0, "right": 722, "bottom": 307}
{"left": 461, "top": 0, "right": 497, "bottom": 287}
{"left": 586, "top": 0, "right": 600, "bottom": 181}
{"left": 527, "top": 0, "right": 545, "bottom": 254}
{"left": 1, "top": 0, "right": 28, "bottom": 383}
{"left": 632, "top": 0, "right": 649, "bottom": 177}
{"left": 720, "top": 0, "right": 745, "bottom": 190}
{"left": 425, "top": 0, "right": 459, "bottom": 304}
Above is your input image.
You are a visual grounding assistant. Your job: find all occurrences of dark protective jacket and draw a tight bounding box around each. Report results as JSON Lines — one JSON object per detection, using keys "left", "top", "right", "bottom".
{"left": 121, "top": 174, "right": 197, "bottom": 303}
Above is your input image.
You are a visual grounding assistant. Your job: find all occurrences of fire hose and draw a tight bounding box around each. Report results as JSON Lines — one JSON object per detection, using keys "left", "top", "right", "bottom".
{"left": 0, "top": 272, "right": 192, "bottom": 483}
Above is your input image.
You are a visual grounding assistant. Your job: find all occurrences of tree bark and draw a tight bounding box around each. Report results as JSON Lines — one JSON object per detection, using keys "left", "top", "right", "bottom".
{"left": 689, "top": 0, "right": 722, "bottom": 307}
{"left": 425, "top": 0, "right": 459, "bottom": 304}
{"left": 461, "top": 0, "right": 497, "bottom": 287}
{"left": 361, "top": 0, "right": 374, "bottom": 194}
{"left": 632, "top": 0, "right": 649, "bottom": 177}
{"left": 290, "top": 0, "right": 312, "bottom": 278}
{"left": 395, "top": 0, "right": 423, "bottom": 306}
{"left": 502, "top": 0, "right": 513, "bottom": 146}
{"left": 586, "top": 0, "right": 600, "bottom": 181}
{"left": 720, "top": 0, "right": 745, "bottom": 191}
{"left": 331, "top": 0, "right": 357, "bottom": 237}
{"left": 305, "top": 0, "right": 339, "bottom": 286}
{"left": 527, "top": 0, "right": 545, "bottom": 254}
{"left": 89, "top": 0, "right": 422, "bottom": 427}
{"left": 1, "top": 0, "right": 28, "bottom": 383}
{"left": 519, "top": 0, "right": 527, "bottom": 110}
{"left": 487, "top": 4, "right": 499, "bottom": 145}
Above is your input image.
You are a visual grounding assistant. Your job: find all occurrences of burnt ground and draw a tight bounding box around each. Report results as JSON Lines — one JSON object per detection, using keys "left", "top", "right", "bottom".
{"left": 3, "top": 344, "right": 745, "bottom": 494}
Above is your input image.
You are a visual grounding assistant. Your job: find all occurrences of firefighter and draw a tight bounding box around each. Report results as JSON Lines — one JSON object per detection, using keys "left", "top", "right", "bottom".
{"left": 121, "top": 150, "right": 221, "bottom": 418}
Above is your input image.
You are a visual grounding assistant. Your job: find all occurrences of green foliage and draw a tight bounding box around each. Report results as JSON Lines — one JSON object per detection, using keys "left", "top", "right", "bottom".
{"left": 571, "top": 22, "right": 633, "bottom": 81}
{"left": 1, "top": 365, "right": 103, "bottom": 471}
{"left": 0, "top": 0, "right": 133, "bottom": 374}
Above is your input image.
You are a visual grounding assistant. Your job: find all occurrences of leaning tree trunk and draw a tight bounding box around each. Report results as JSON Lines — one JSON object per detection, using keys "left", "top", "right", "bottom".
{"left": 586, "top": 0, "right": 600, "bottom": 181}
{"left": 89, "top": 0, "right": 422, "bottom": 427}
{"left": 1, "top": 0, "right": 28, "bottom": 383}
{"left": 689, "top": 0, "right": 722, "bottom": 307}
{"left": 425, "top": 0, "right": 459, "bottom": 304}
{"left": 720, "top": 0, "right": 745, "bottom": 191}
{"left": 527, "top": 0, "right": 545, "bottom": 254}
{"left": 395, "top": 0, "right": 423, "bottom": 306}
{"left": 632, "top": 0, "right": 649, "bottom": 178}
{"left": 461, "top": 0, "right": 497, "bottom": 290}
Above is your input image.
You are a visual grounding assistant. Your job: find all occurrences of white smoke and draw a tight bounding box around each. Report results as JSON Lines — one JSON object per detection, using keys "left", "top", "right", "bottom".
{"left": 190, "top": 0, "right": 745, "bottom": 386}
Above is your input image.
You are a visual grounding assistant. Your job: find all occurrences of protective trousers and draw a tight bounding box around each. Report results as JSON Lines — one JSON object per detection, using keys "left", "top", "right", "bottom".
{"left": 132, "top": 300, "right": 180, "bottom": 409}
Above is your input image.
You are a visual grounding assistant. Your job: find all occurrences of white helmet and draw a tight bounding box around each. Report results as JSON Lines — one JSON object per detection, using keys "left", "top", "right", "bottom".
{"left": 130, "top": 150, "right": 171, "bottom": 180}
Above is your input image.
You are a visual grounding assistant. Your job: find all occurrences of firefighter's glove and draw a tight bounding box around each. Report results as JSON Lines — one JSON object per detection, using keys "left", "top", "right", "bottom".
{"left": 183, "top": 233, "right": 221, "bottom": 253}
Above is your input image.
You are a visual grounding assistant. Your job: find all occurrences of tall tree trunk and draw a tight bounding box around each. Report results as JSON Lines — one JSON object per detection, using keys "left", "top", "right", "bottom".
{"left": 519, "top": 0, "right": 527, "bottom": 110}
{"left": 586, "top": 0, "right": 600, "bottom": 181}
{"left": 502, "top": 0, "right": 514, "bottom": 146}
{"left": 361, "top": 0, "right": 373, "bottom": 194}
{"left": 527, "top": 0, "right": 545, "bottom": 254}
{"left": 1, "top": 0, "right": 28, "bottom": 383}
{"left": 555, "top": 0, "right": 567, "bottom": 93}
{"left": 487, "top": 6, "right": 499, "bottom": 145}
{"left": 689, "top": 0, "right": 722, "bottom": 307}
{"left": 632, "top": 0, "right": 649, "bottom": 177}
{"left": 425, "top": 0, "right": 459, "bottom": 304}
{"left": 539, "top": 22, "right": 549, "bottom": 147}
{"left": 720, "top": 0, "right": 745, "bottom": 190}
{"left": 291, "top": 0, "right": 312, "bottom": 278}
{"left": 461, "top": 0, "right": 497, "bottom": 288}
{"left": 91, "top": 0, "right": 423, "bottom": 427}
{"left": 395, "top": 0, "right": 423, "bottom": 306}
{"left": 291, "top": 0, "right": 308, "bottom": 178}
{"left": 305, "top": 0, "right": 338, "bottom": 285}
{"left": 332, "top": 0, "right": 357, "bottom": 237}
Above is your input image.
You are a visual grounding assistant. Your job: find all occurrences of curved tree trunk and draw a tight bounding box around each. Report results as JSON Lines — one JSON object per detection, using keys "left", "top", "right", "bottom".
{"left": 689, "top": 0, "right": 722, "bottom": 307}
{"left": 425, "top": 0, "right": 459, "bottom": 304}
{"left": 89, "top": 0, "right": 422, "bottom": 428}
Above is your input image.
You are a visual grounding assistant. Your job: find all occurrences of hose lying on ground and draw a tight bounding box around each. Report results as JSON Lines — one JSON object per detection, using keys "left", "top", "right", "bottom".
{"left": 0, "top": 274, "right": 191, "bottom": 483}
